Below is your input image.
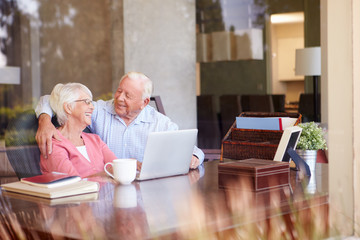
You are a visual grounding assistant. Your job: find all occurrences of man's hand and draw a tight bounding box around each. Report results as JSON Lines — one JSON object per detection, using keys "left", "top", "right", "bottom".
{"left": 190, "top": 155, "right": 200, "bottom": 169}
{"left": 35, "top": 114, "right": 61, "bottom": 158}
{"left": 137, "top": 161, "right": 142, "bottom": 171}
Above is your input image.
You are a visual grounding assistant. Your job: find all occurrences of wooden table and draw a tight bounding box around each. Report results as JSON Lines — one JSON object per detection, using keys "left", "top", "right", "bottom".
{"left": 0, "top": 161, "right": 329, "bottom": 239}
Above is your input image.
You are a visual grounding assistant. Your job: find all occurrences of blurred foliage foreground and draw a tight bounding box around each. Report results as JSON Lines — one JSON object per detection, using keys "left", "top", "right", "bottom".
{"left": 0, "top": 177, "right": 334, "bottom": 239}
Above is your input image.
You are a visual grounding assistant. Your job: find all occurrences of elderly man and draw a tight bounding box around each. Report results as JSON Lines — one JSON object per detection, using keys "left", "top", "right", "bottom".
{"left": 35, "top": 72, "right": 204, "bottom": 169}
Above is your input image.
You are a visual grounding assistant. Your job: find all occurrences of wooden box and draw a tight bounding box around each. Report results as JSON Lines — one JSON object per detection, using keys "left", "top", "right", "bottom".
{"left": 221, "top": 112, "right": 301, "bottom": 161}
{"left": 218, "top": 159, "right": 290, "bottom": 191}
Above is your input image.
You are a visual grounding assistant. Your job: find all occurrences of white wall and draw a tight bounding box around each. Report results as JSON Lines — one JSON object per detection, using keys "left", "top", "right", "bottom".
{"left": 270, "top": 21, "right": 304, "bottom": 103}
{"left": 322, "top": 0, "right": 360, "bottom": 235}
{"left": 123, "top": 0, "right": 197, "bottom": 129}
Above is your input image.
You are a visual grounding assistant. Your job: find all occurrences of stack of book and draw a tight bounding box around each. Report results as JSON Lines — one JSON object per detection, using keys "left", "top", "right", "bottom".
{"left": 1, "top": 172, "right": 100, "bottom": 199}
{"left": 236, "top": 116, "right": 298, "bottom": 131}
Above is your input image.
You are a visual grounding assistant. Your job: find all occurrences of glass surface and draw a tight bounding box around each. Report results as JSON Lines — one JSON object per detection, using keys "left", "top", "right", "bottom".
{"left": 0, "top": 0, "right": 320, "bottom": 150}
{"left": 0, "top": 160, "right": 329, "bottom": 239}
{"left": 0, "top": 0, "right": 114, "bottom": 141}
{"left": 195, "top": 0, "right": 320, "bottom": 147}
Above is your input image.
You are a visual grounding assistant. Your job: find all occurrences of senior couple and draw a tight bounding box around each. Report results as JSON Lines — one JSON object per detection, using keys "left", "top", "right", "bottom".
{"left": 36, "top": 72, "right": 204, "bottom": 178}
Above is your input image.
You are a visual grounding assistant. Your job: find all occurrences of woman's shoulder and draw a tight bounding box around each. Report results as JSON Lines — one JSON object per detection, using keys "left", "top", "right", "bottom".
{"left": 81, "top": 132, "right": 105, "bottom": 146}
{"left": 52, "top": 129, "right": 67, "bottom": 145}
{"left": 81, "top": 132, "right": 101, "bottom": 140}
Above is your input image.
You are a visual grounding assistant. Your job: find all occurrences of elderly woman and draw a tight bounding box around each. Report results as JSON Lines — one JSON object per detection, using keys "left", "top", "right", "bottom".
{"left": 40, "top": 83, "right": 117, "bottom": 178}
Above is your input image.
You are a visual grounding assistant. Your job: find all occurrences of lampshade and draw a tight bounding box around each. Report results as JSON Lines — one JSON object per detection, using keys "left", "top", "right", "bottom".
{"left": 0, "top": 67, "right": 21, "bottom": 84}
{"left": 295, "top": 47, "right": 321, "bottom": 76}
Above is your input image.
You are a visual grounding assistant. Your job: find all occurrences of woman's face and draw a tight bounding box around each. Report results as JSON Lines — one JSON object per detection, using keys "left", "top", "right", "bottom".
{"left": 69, "top": 91, "right": 94, "bottom": 127}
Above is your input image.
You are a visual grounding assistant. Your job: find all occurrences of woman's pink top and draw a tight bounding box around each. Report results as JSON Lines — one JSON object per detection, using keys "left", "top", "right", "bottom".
{"left": 40, "top": 130, "right": 117, "bottom": 178}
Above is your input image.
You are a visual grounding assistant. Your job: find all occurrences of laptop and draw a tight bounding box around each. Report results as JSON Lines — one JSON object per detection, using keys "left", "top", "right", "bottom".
{"left": 136, "top": 129, "right": 198, "bottom": 181}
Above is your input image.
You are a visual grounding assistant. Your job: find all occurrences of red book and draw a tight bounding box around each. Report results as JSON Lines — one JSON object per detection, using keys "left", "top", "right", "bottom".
{"left": 20, "top": 172, "right": 81, "bottom": 188}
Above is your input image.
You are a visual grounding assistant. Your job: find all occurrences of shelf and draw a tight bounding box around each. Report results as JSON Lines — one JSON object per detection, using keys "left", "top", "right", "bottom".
{"left": 279, "top": 78, "right": 304, "bottom": 82}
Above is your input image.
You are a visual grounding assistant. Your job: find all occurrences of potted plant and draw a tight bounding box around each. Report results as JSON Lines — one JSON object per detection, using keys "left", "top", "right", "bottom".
{"left": 296, "top": 121, "right": 327, "bottom": 170}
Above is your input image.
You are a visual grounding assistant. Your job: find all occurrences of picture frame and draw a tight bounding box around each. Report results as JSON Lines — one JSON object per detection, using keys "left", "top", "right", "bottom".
{"left": 273, "top": 126, "right": 311, "bottom": 176}
{"left": 273, "top": 126, "right": 302, "bottom": 162}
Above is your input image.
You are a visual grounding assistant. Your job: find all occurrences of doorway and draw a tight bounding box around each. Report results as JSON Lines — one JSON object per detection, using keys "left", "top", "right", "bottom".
{"left": 269, "top": 12, "right": 305, "bottom": 105}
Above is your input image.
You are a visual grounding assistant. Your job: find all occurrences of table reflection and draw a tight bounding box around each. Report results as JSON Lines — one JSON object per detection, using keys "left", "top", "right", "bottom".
{"left": 0, "top": 161, "right": 328, "bottom": 239}
{"left": 138, "top": 174, "right": 192, "bottom": 236}
{"left": 114, "top": 184, "right": 137, "bottom": 208}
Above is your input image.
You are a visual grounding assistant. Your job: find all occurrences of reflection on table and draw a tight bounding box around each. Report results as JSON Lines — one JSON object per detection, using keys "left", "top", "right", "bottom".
{"left": 0, "top": 160, "right": 329, "bottom": 239}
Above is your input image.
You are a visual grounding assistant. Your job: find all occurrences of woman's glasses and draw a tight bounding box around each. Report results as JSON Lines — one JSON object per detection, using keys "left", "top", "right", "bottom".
{"left": 74, "top": 99, "right": 93, "bottom": 105}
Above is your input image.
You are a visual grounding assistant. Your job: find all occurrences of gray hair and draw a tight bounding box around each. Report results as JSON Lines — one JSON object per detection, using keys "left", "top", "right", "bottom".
{"left": 119, "top": 72, "right": 153, "bottom": 100}
{"left": 49, "top": 83, "right": 93, "bottom": 125}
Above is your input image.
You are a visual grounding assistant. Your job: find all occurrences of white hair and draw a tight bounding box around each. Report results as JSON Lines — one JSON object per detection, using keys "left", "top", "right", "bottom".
{"left": 49, "top": 83, "right": 93, "bottom": 125}
{"left": 119, "top": 71, "right": 153, "bottom": 100}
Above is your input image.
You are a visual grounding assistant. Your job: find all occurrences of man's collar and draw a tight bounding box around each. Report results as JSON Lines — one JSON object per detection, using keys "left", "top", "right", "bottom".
{"left": 104, "top": 100, "right": 117, "bottom": 115}
{"left": 132, "top": 106, "right": 154, "bottom": 125}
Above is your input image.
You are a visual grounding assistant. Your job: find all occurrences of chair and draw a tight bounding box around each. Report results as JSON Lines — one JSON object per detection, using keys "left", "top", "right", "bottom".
{"left": 241, "top": 94, "right": 274, "bottom": 112}
{"left": 271, "top": 94, "right": 286, "bottom": 112}
{"left": 202, "top": 148, "right": 221, "bottom": 161}
{"left": 298, "top": 93, "right": 320, "bottom": 122}
{"left": 4, "top": 109, "right": 42, "bottom": 179}
{"left": 219, "top": 94, "right": 241, "bottom": 137}
{"left": 149, "top": 96, "right": 166, "bottom": 115}
{"left": 150, "top": 95, "right": 220, "bottom": 160}
{"left": 196, "top": 95, "right": 221, "bottom": 149}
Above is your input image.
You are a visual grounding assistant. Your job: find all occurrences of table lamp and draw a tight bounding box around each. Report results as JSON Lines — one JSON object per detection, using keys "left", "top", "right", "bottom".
{"left": 0, "top": 67, "right": 21, "bottom": 84}
{"left": 295, "top": 47, "right": 321, "bottom": 122}
{"left": 0, "top": 51, "right": 20, "bottom": 85}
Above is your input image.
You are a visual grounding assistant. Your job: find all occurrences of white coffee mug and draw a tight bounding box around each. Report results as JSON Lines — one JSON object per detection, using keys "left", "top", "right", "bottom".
{"left": 114, "top": 184, "right": 137, "bottom": 208}
{"left": 104, "top": 159, "right": 137, "bottom": 184}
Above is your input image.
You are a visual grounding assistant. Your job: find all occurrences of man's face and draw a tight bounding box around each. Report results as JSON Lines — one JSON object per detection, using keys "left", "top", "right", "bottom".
{"left": 114, "top": 77, "right": 147, "bottom": 121}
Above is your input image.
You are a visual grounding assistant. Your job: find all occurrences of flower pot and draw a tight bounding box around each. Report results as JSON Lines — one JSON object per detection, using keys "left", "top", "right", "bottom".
{"left": 296, "top": 149, "right": 317, "bottom": 162}
{"left": 296, "top": 149, "right": 317, "bottom": 172}
{"left": 296, "top": 149, "right": 317, "bottom": 193}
